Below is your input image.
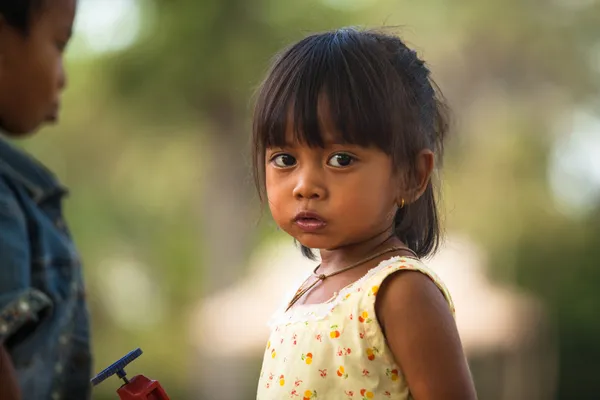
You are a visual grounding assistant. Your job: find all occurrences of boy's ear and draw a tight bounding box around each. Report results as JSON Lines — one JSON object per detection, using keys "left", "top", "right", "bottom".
{"left": 0, "top": 16, "right": 15, "bottom": 72}
{"left": 0, "top": 15, "right": 9, "bottom": 51}
{"left": 0, "top": 17, "right": 5, "bottom": 71}
{"left": 396, "top": 149, "right": 435, "bottom": 205}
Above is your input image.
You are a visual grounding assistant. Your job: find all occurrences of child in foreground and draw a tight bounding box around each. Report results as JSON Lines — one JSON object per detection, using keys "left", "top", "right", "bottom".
{"left": 0, "top": 1, "right": 92, "bottom": 399}
{"left": 252, "top": 27, "right": 477, "bottom": 399}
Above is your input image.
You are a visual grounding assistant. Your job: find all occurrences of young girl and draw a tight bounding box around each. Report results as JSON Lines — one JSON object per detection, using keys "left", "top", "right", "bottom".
{"left": 252, "top": 28, "right": 477, "bottom": 399}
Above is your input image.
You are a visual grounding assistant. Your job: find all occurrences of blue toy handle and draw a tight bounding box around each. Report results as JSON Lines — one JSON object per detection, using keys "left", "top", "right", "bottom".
{"left": 91, "top": 348, "right": 143, "bottom": 386}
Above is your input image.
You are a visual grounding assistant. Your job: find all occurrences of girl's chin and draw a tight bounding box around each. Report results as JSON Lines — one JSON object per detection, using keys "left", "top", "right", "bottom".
{"left": 292, "top": 235, "right": 339, "bottom": 252}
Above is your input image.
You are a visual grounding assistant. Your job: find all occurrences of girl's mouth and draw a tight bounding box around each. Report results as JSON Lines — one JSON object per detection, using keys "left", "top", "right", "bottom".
{"left": 293, "top": 211, "right": 327, "bottom": 232}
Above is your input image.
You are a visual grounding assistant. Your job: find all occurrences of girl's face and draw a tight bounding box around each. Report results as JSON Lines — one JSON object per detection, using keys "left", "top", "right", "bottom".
{"left": 265, "top": 111, "right": 400, "bottom": 251}
{"left": 0, "top": 0, "right": 76, "bottom": 135}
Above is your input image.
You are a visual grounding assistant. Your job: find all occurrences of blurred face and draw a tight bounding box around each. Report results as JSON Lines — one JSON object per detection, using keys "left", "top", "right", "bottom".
{"left": 0, "top": 0, "right": 76, "bottom": 135}
{"left": 265, "top": 111, "right": 401, "bottom": 251}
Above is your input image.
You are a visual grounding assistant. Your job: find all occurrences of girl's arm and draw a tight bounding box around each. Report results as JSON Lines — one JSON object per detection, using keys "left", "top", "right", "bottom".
{"left": 376, "top": 270, "right": 477, "bottom": 400}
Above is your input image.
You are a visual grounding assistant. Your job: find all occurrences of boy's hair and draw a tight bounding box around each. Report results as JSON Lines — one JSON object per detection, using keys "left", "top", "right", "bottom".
{"left": 0, "top": 0, "right": 44, "bottom": 33}
{"left": 252, "top": 27, "right": 449, "bottom": 259}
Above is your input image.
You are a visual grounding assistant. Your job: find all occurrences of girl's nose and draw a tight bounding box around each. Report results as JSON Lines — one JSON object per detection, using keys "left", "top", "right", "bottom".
{"left": 293, "top": 168, "right": 327, "bottom": 200}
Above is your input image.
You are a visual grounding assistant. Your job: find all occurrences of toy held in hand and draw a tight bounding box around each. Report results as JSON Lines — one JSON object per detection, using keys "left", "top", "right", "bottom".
{"left": 91, "top": 348, "right": 170, "bottom": 400}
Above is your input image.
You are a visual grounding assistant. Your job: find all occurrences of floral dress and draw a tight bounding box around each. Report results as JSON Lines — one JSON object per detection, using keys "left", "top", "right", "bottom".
{"left": 256, "top": 256, "right": 455, "bottom": 400}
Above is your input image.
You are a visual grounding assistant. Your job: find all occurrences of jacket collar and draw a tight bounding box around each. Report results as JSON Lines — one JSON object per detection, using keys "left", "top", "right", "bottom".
{"left": 0, "top": 137, "right": 67, "bottom": 203}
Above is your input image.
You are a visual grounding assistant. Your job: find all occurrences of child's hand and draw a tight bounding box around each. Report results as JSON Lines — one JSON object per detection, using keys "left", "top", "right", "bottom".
{"left": 0, "top": 345, "right": 21, "bottom": 400}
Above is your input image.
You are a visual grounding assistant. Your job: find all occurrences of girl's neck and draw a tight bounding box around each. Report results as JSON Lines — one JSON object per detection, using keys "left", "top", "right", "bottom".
{"left": 317, "top": 230, "right": 407, "bottom": 275}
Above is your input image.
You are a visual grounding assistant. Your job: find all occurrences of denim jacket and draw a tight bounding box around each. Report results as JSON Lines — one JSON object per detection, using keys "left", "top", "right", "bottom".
{"left": 0, "top": 138, "right": 92, "bottom": 400}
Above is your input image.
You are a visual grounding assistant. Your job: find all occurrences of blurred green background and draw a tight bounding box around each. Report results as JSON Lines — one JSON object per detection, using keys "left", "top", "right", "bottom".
{"left": 18, "top": 0, "right": 600, "bottom": 398}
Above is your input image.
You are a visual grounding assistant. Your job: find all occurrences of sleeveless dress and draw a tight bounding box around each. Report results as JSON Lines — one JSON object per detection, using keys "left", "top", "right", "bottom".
{"left": 256, "top": 256, "right": 455, "bottom": 400}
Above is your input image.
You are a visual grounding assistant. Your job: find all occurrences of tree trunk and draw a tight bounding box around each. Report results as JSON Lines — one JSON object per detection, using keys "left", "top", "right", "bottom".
{"left": 190, "top": 108, "right": 259, "bottom": 398}
{"left": 198, "top": 112, "right": 256, "bottom": 294}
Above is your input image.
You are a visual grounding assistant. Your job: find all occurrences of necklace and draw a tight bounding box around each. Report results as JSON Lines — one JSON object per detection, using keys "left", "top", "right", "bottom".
{"left": 286, "top": 246, "right": 418, "bottom": 311}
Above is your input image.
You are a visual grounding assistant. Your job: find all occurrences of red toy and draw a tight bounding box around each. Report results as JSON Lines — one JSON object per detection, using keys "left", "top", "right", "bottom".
{"left": 91, "top": 348, "right": 170, "bottom": 399}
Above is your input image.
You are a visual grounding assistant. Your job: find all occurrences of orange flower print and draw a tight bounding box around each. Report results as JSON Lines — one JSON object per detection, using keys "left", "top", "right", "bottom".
{"left": 278, "top": 374, "right": 285, "bottom": 386}
{"left": 319, "top": 369, "right": 327, "bottom": 378}
{"left": 330, "top": 324, "right": 341, "bottom": 338}
{"left": 345, "top": 390, "right": 354, "bottom": 397}
{"left": 386, "top": 368, "right": 399, "bottom": 381}
{"left": 344, "top": 293, "right": 352, "bottom": 300}
{"left": 303, "top": 389, "right": 317, "bottom": 399}
{"left": 362, "top": 369, "right": 370, "bottom": 376}
{"left": 359, "top": 332, "right": 365, "bottom": 339}
{"left": 290, "top": 389, "right": 299, "bottom": 397}
{"left": 358, "top": 311, "right": 372, "bottom": 323}
{"left": 366, "top": 347, "right": 380, "bottom": 361}
{"left": 336, "top": 365, "right": 349, "bottom": 379}
{"left": 360, "top": 388, "right": 374, "bottom": 399}
{"left": 301, "top": 352, "right": 313, "bottom": 364}
{"left": 368, "top": 285, "right": 379, "bottom": 296}
{"left": 315, "top": 333, "right": 323, "bottom": 342}
{"left": 349, "top": 313, "right": 354, "bottom": 320}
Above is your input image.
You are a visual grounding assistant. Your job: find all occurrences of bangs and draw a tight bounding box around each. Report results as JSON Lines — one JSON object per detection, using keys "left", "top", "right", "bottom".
{"left": 253, "top": 28, "right": 408, "bottom": 153}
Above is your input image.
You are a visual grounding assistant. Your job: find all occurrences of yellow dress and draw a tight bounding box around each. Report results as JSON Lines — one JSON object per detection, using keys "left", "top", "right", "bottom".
{"left": 256, "top": 256, "right": 455, "bottom": 400}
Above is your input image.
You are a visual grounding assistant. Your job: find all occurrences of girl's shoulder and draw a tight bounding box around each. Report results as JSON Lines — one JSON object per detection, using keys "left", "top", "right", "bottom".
{"left": 357, "top": 256, "right": 454, "bottom": 315}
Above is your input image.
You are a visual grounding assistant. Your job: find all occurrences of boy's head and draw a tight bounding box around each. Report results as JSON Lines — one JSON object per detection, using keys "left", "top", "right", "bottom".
{"left": 0, "top": 0, "right": 76, "bottom": 136}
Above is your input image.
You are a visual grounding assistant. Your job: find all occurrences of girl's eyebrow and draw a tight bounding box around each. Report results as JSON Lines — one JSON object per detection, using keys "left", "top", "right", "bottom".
{"left": 324, "top": 138, "right": 358, "bottom": 147}
{"left": 267, "top": 141, "right": 296, "bottom": 149}
{"left": 268, "top": 133, "right": 350, "bottom": 149}
{"left": 268, "top": 141, "right": 350, "bottom": 149}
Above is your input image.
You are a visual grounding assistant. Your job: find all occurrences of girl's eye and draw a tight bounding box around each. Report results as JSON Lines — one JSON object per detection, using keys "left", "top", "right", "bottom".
{"left": 271, "top": 154, "right": 297, "bottom": 168}
{"left": 327, "top": 153, "right": 355, "bottom": 168}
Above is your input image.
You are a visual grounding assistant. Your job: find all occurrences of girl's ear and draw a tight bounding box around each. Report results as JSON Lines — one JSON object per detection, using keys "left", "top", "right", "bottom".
{"left": 396, "top": 149, "right": 435, "bottom": 206}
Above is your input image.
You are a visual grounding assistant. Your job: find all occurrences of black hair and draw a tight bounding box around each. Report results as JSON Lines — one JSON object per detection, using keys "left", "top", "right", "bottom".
{"left": 0, "top": 0, "right": 44, "bottom": 33}
{"left": 252, "top": 27, "right": 449, "bottom": 259}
